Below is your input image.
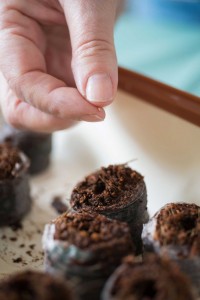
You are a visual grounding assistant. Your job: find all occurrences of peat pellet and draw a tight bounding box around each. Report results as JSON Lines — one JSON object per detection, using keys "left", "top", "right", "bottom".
{"left": 102, "top": 254, "right": 195, "bottom": 300}
{"left": 43, "top": 211, "right": 134, "bottom": 300}
{"left": 0, "top": 143, "right": 31, "bottom": 226}
{"left": 70, "top": 164, "right": 148, "bottom": 254}
{"left": 142, "top": 202, "right": 200, "bottom": 295}
{"left": 0, "top": 124, "right": 52, "bottom": 175}
{"left": 0, "top": 271, "right": 75, "bottom": 300}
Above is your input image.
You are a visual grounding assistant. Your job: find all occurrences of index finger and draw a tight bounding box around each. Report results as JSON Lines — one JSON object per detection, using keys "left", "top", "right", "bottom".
{"left": 0, "top": 7, "right": 105, "bottom": 120}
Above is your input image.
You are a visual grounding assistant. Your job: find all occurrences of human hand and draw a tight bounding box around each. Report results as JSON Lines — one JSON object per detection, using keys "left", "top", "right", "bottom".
{"left": 0, "top": 0, "right": 121, "bottom": 132}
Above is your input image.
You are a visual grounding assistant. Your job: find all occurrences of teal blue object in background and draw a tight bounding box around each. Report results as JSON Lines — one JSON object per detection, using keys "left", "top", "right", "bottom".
{"left": 115, "top": 4, "right": 200, "bottom": 96}
{"left": 130, "top": 0, "right": 200, "bottom": 24}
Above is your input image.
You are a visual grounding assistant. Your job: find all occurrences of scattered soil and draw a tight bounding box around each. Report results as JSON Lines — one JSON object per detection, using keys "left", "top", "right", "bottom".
{"left": 9, "top": 237, "right": 17, "bottom": 242}
{"left": 12, "top": 257, "right": 22, "bottom": 264}
{"left": 51, "top": 196, "right": 68, "bottom": 214}
{"left": 26, "top": 251, "right": 32, "bottom": 257}
{"left": 29, "top": 244, "right": 35, "bottom": 250}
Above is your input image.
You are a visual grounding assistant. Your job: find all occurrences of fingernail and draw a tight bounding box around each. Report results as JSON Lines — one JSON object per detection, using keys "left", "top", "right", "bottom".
{"left": 82, "top": 114, "right": 105, "bottom": 122}
{"left": 86, "top": 73, "right": 113, "bottom": 103}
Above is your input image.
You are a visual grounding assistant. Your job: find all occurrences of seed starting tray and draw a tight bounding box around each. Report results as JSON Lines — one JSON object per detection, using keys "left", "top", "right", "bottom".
{"left": 0, "top": 91, "right": 200, "bottom": 297}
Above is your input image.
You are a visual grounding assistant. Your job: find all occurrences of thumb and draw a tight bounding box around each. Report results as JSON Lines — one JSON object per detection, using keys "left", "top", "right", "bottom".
{"left": 60, "top": 0, "right": 119, "bottom": 106}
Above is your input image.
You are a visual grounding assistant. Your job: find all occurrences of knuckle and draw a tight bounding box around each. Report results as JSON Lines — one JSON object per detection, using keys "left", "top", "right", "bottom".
{"left": 2, "top": 89, "right": 23, "bottom": 128}
{"left": 0, "top": 9, "right": 19, "bottom": 31}
{"left": 7, "top": 76, "right": 23, "bottom": 100}
{"left": 7, "top": 76, "right": 17, "bottom": 90}
{"left": 74, "top": 39, "right": 114, "bottom": 60}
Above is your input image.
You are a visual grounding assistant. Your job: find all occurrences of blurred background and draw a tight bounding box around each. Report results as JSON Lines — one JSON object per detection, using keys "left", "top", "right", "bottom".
{"left": 115, "top": 0, "right": 200, "bottom": 96}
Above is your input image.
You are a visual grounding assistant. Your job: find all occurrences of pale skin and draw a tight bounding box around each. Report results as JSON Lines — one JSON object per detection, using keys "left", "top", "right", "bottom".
{"left": 0, "top": 0, "right": 122, "bottom": 132}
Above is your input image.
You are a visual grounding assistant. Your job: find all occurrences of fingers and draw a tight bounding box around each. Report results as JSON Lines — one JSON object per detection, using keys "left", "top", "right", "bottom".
{"left": 0, "top": 6, "right": 105, "bottom": 123}
{"left": 0, "top": 72, "right": 104, "bottom": 132}
{"left": 0, "top": 0, "right": 66, "bottom": 26}
{"left": 1, "top": 98, "right": 76, "bottom": 133}
{"left": 60, "top": 0, "right": 119, "bottom": 106}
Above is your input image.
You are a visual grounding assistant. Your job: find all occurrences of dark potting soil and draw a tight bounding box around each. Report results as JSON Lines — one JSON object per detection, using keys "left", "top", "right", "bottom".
{"left": 0, "top": 271, "right": 74, "bottom": 300}
{"left": 0, "top": 144, "right": 25, "bottom": 180}
{"left": 104, "top": 255, "right": 194, "bottom": 300}
{"left": 70, "top": 164, "right": 144, "bottom": 211}
{"left": 53, "top": 211, "right": 133, "bottom": 251}
{"left": 154, "top": 203, "right": 200, "bottom": 255}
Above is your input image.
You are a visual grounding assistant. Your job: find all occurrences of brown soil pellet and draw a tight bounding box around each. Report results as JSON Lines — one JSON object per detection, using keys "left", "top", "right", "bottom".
{"left": 104, "top": 255, "right": 194, "bottom": 300}
{"left": 190, "top": 238, "right": 200, "bottom": 256}
{"left": 0, "top": 124, "right": 52, "bottom": 175}
{"left": 0, "top": 144, "right": 24, "bottom": 180}
{"left": 0, "top": 271, "right": 74, "bottom": 300}
{"left": 71, "top": 164, "right": 144, "bottom": 210}
{"left": 154, "top": 203, "right": 200, "bottom": 255}
{"left": 53, "top": 211, "right": 133, "bottom": 251}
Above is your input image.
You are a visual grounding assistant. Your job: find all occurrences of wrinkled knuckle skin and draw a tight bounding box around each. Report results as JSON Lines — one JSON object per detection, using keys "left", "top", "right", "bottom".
{"left": 0, "top": 6, "right": 17, "bottom": 31}
{"left": 74, "top": 39, "right": 114, "bottom": 60}
{"left": 7, "top": 76, "right": 23, "bottom": 101}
